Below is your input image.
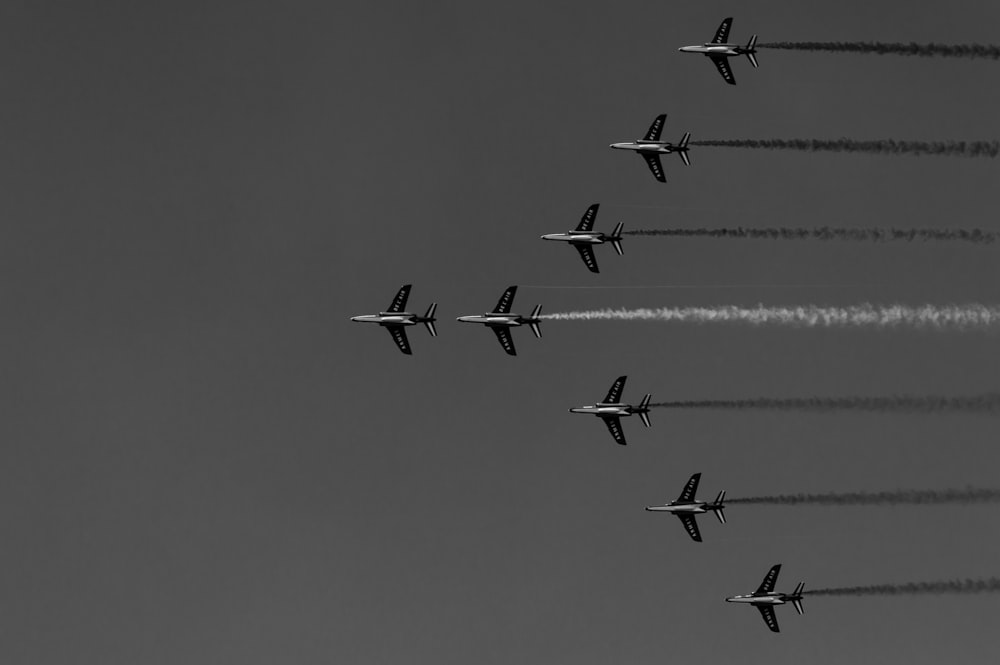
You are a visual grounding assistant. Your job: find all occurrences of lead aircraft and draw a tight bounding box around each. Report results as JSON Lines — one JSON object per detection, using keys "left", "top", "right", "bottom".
{"left": 540, "top": 204, "right": 624, "bottom": 273}
{"left": 644, "top": 473, "right": 726, "bottom": 542}
{"left": 569, "top": 375, "right": 652, "bottom": 445}
{"left": 456, "top": 286, "right": 542, "bottom": 356}
{"left": 727, "top": 564, "right": 805, "bottom": 633}
{"left": 678, "top": 17, "right": 758, "bottom": 85}
{"left": 350, "top": 284, "right": 438, "bottom": 355}
{"left": 610, "top": 114, "right": 691, "bottom": 183}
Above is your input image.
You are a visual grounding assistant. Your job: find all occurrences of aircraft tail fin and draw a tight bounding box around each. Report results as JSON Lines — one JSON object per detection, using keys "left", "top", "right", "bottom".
{"left": 638, "top": 394, "right": 652, "bottom": 427}
{"left": 678, "top": 133, "right": 691, "bottom": 166}
{"left": 746, "top": 36, "right": 759, "bottom": 67}
{"left": 792, "top": 582, "right": 805, "bottom": 614}
{"left": 422, "top": 303, "right": 438, "bottom": 336}
{"left": 529, "top": 305, "right": 543, "bottom": 338}
{"left": 611, "top": 222, "right": 624, "bottom": 255}
{"left": 711, "top": 490, "right": 726, "bottom": 523}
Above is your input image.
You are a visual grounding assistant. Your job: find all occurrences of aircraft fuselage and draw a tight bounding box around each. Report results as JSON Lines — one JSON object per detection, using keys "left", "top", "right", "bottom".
{"left": 726, "top": 593, "right": 788, "bottom": 605}
{"left": 679, "top": 43, "right": 747, "bottom": 56}
{"left": 644, "top": 501, "right": 711, "bottom": 515}
{"left": 569, "top": 402, "right": 635, "bottom": 417}
{"left": 457, "top": 314, "right": 529, "bottom": 327}
{"left": 351, "top": 312, "right": 419, "bottom": 327}
{"left": 609, "top": 141, "right": 680, "bottom": 154}
{"left": 540, "top": 231, "right": 607, "bottom": 245}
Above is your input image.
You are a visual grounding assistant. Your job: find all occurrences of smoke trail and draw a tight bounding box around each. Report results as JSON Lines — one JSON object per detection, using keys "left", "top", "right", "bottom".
{"left": 759, "top": 41, "right": 1000, "bottom": 59}
{"left": 624, "top": 227, "right": 999, "bottom": 244}
{"left": 540, "top": 304, "right": 1000, "bottom": 330}
{"left": 651, "top": 395, "right": 1000, "bottom": 413}
{"left": 807, "top": 578, "right": 1000, "bottom": 597}
{"left": 690, "top": 138, "right": 1000, "bottom": 158}
{"left": 729, "top": 488, "right": 1000, "bottom": 505}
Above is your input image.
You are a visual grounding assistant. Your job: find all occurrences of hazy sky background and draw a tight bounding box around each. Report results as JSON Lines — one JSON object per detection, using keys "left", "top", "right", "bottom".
{"left": 3, "top": 1, "right": 1000, "bottom": 663}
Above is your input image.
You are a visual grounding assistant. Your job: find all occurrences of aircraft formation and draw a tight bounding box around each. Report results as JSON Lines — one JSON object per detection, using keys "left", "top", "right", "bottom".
{"left": 352, "top": 17, "right": 999, "bottom": 635}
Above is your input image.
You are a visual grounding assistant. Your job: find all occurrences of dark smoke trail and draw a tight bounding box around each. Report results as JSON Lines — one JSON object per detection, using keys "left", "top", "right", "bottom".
{"left": 623, "top": 227, "right": 999, "bottom": 244}
{"left": 729, "top": 488, "right": 1000, "bottom": 506}
{"left": 690, "top": 138, "right": 1000, "bottom": 158}
{"left": 807, "top": 578, "right": 1000, "bottom": 596}
{"left": 651, "top": 394, "right": 1000, "bottom": 413}
{"left": 759, "top": 41, "right": 1000, "bottom": 59}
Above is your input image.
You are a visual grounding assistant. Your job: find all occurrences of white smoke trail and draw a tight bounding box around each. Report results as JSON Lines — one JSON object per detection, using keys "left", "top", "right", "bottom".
{"left": 540, "top": 304, "right": 1000, "bottom": 330}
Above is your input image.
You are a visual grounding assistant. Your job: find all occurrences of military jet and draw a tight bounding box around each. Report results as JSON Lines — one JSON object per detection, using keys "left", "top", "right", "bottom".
{"left": 569, "top": 375, "right": 652, "bottom": 445}
{"left": 644, "top": 473, "right": 726, "bottom": 542}
{"left": 727, "top": 564, "right": 805, "bottom": 633}
{"left": 456, "top": 286, "right": 542, "bottom": 356}
{"left": 678, "top": 17, "right": 758, "bottom": 85}
{"left": 350, "top": 284, "right": 438, "bottom": 355}
{"left": 610, "top": 114, "right": 691, "bottom": 183}
{"left": 540, "top": 204, "right": 624, "bottom": 273}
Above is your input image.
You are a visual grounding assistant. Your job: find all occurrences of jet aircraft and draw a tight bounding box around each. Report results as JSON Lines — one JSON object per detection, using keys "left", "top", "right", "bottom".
{"left": 456, "top": 286, "right": 542, "bottom": 356}
{"left": 726, "top": 564, "right": 805, "bottom": 633}
{"left": 350, "top": 284, "right": 437, "bottom": 355}
{"left": 569, "top": 375, "right": 651, "bottom": 445}
{"left": 610, "top": 114, "right": 691, "bottom": 183}
{"left": 540, "top": 204, "right": 624, "bottom": 273}
{"left": 644, "top": 473, "right": 726, "bottom": 542}
{"left": 678, "top": 17, "right": 758, "bottom": 85}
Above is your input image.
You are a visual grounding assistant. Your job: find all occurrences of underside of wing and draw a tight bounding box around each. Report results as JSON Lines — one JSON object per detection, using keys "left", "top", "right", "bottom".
{"left": 493, "top": 286, "right": 517, "bottom": 314}
{"left": 677, "top": 514, "right": 702, "bottom": 542}
{"left": 387, "top": 284, "right": 412, "bottom": 313}
{"left": 643, "top": 114, "right": 666, "bottom": 142}
{"left": 756, "top": 605, "right": 780, "bottom": 633}
{"left": 677, "top": 473, "right": 701, "bottom": 503}
{"left": 575, "top": 203, "right": 599, "bottom": 232}
{"left": 641, "top": 153, "right": 666, "bottom": 182}
{"left": 492, "top": 326, "right": 517, "bottom": 355}
{"left": 574, "top": 244, "right": 599, "bottom": 273}
{"left": 603, "top": 416, "right": 627, "bottom": 445}
{"left": 603, "top": 376, "right": 627, "bottom": 404}
{"left": 386, "top": 325, "right": 412, "bottom": 355}
{"left": 756, "top": 565, "right": 781, "bottom": 595}
{"left": 711, "top": 56, "right": 736, "bottom": 85}
{"left": 712, "top": 17, "right": 732, "bottom": 44}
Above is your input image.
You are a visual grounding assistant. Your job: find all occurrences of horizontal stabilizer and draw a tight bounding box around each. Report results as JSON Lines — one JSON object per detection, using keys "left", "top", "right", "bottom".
{"left": 792, "top": 598, "right": 804, "bottom": 615}
{"left": 423, "top": 303, "right": 438, "bottom": 336}
{"left": 529, "top": 305, "right": 542, "bottom": 338}
{"left": 715, "top": 490, "right": 726, "bottom": 504}
{"left": 713, "top": 506, "right": 726, "bottom": 524}
{"left": 793, "top": 582, "right": 805, "bottom": 596}
{"left": 678, "top": 133, "right": 691, "bottom": 166}
{"left": 746, "top": 51, "right": 759, "bottom": 68}
{"left": 638, "top": 394, "right": 652, "bottom": 427}
{"left": 611, "top": 222, "right": 624, "bottom": 255}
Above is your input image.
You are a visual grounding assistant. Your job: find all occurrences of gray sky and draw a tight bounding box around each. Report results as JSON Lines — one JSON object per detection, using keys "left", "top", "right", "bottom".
{"left": 3, "top": 1, "right": 1000, "bottom": 663}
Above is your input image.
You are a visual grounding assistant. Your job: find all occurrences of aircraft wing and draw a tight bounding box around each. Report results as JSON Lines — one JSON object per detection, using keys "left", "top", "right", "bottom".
{"left": 756, "top": 564, "right": 782, "bottom": 595}
{"left": 492, "top": 326, "right": 517, "bottom": 356}
{"left": 602, "top": 416, "right": 627, "bottom": 445}
{"left": 712, "top": 17, "right": 733, "bottom": 44}
{"left": 574, "top": 244, "right": 600, "bottom": 273}
{"left": 756, "top": 605, "right": 780, "bottom": 633}
{"left": 710, "top": 56, "right": 736, "bottom": 85}
{"left": 493, "top": 286, "right": 517, "bottom": 314}
{"left": 387, "top": 284, "right": 412, "bottom": 313}
{"left": 643, "top": 114, "right": 666, "bottom": 141}
{"left": 676, "top": 514, "right": 702, "bottom": 542}
{"left": 603, "top": 376, "right": 627, "bottom": 403}
{"left": 575, "top": 203, "right": 600, "bottom": 232}
{"left": 677, "top": 473, "right": 702, "bottom": 503}
{"left": 386, "top": 325, "right": 412, "bottom": 355}
{"left": 641, "top": 153, "right": 666, "bottom": 182}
